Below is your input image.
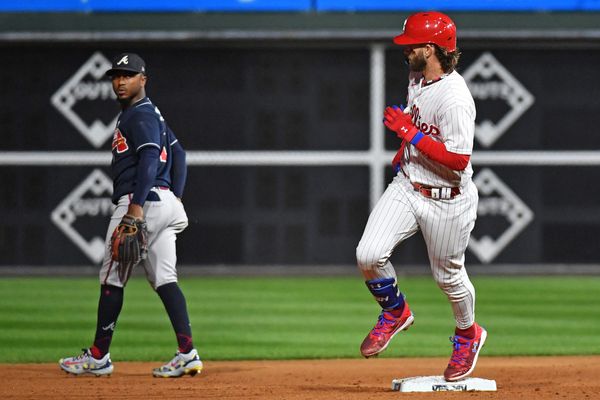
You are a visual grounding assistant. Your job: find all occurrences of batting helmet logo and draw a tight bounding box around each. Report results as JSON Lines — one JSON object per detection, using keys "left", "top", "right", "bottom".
{"left": 393, "top": 11, "right": 457, "bottom": 52}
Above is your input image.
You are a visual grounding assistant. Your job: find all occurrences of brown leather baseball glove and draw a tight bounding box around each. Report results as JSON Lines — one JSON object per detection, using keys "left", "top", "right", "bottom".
{"left": 110, "top": 214, "right": 148, "bottom": 284}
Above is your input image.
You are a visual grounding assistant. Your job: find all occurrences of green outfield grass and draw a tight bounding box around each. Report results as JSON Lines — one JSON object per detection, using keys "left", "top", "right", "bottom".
{"left": 0, "top": 276, "right": 599, "bottom": 363}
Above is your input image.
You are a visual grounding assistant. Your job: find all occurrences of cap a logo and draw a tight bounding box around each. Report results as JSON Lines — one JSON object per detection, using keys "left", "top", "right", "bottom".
{"left": 117, "top": 55, "right": 129, "bottom": 65}
{"left": 111, "top": 129, "right": 129, "bottom": 153}
{"left": 159, "top": 146, "right": 167, "bottom": 162}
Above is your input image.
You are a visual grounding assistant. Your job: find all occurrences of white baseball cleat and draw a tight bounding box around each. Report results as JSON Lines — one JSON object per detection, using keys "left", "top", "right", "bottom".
{"left": 59, "top": 348, "right": 114, "bottom": 376}
{"left": 152, "top": 348, "right": 203, "bottom": 378}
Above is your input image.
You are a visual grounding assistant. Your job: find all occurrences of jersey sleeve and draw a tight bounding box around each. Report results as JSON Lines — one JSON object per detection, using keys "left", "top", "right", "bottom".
{"left": 438, "top": 104, "right": 475, "bottom": 155}
{"left": 127, "top": 112, "right": 162, "bottom": 152}
{"left": 165, "top": 125, "right": 178, "bottom": 147}
{"left": 167, "top": 126, "right": 187, "bottom": 198}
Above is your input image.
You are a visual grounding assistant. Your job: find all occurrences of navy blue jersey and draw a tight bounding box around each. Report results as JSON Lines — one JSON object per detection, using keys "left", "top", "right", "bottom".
{"left": 110, "top": 97, "right": 179, "bottom": 203}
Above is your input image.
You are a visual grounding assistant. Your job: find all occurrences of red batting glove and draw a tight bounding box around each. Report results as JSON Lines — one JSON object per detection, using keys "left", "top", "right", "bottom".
{"left": 383, "top": 106, "right": 419, "bottom": 142}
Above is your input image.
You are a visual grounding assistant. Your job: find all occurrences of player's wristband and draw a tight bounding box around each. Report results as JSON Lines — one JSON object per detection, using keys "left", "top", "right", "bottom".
{"left": 409, "top": 131, "right": 425, "bottom": 145}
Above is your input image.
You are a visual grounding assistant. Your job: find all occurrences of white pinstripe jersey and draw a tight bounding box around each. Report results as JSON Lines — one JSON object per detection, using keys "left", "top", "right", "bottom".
{"left": 399, "top": 70, "right": 476, "bottom": 188}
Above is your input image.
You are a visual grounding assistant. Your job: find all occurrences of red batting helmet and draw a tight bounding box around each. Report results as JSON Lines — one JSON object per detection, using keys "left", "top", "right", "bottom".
{"left": 393, "top": 11, "right": 457, "bottom": 52}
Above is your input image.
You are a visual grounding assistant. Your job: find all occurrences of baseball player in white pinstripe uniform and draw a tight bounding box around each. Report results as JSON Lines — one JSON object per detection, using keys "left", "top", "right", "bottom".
{"left": 356, "top": 12, "right": 487, "bottom": 382}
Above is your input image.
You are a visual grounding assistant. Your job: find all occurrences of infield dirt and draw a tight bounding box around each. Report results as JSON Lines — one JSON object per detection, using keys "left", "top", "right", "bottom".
{"left": 2, "top": 356, "right": 598, "bottom": 399}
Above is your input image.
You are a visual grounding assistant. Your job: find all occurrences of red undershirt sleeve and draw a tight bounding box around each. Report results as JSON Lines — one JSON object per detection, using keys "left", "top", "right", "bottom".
{"left": 413, "top": 135, "right": 470, "bottom": 171}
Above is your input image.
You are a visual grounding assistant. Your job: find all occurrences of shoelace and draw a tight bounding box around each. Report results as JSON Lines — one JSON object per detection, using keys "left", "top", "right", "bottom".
{"left": 73, "top": 349, "right": 91, "bottom": 361}
{"left": 370, "top": 312, "right": 396, "bottom": 337}
{"left": 167, "top": 352, "right": 183, "bottom": 367}
{"left": 448, "top": 336, "right": 471, "bottom": 366}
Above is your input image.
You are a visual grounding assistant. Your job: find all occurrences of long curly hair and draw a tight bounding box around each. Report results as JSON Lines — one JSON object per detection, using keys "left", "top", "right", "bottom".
{"left": 434, "top": 44, "right": 461, "bottom": 73}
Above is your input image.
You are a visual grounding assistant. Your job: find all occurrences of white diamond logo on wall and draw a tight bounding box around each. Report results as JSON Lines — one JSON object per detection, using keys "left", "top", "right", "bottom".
{"left": 469, "top": 168, "right": 534, "bottom": 264}
{"left": 51, "top": 52, "right": 117, "bottom": 148}
{"left": 51, "top": 169, "right": 114, "bottom": 263}
{"left": 463, "top": 52, "right": 535, "bottom": 148}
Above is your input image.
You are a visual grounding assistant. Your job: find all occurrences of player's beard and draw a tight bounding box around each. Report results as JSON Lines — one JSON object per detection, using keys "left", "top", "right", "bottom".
{"left": 116, "top": 88, "right": 143, "bottom": 107}
{"left": 407, "top": 52, "right": 427, "bottom": 72}
{"left": 117, "top": 94, "right": 136, "bottom": 106}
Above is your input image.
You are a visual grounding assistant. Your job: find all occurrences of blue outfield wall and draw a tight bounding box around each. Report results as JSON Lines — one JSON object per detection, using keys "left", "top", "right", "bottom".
{"left": 0, "top": 0, "right": 313, "bottom": 12}
{"left": 3, "top": 0, "right": 600, "bottom": 12}
{"left": 319, "top": 0, "right": 595, "bottom": 11}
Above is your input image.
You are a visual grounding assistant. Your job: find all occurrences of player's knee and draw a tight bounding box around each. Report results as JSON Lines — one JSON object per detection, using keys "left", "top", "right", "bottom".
{"left": 152, "top": 277, "right": 178, "bottom": 290}
{"left": 355, "top": 242, "right": 372, "bottom": 271}
{"left": 433, "top": 270, "right": 463, "bottom": 293}
{"left": 431, "top": 257, "right": 463, "bottom": 285}
{"left": 356, "top": 242, "right": 388, "bottom": 273}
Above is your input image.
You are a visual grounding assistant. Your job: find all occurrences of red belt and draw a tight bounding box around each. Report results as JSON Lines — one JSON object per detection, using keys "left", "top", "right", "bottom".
{"left": 412, "top": 182, "right": 460, "bottom": 200}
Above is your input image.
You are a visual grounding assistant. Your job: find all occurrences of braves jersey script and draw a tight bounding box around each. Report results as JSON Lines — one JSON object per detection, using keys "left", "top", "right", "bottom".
{"left": 111, "top": 97, "right": 179, "bottom": 203}
{"left": 400, "top": 70, "right": 476, "bottom": 188}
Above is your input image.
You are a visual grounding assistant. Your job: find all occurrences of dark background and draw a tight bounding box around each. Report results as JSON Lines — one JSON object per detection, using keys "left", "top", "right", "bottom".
{"left": 1, "top": 42, "right": 599, "bottom": 267}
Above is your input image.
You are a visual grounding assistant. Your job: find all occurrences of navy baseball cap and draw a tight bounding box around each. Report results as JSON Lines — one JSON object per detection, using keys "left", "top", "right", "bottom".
{"left": 105, "top": 53, "right": 146, "bottom": 76}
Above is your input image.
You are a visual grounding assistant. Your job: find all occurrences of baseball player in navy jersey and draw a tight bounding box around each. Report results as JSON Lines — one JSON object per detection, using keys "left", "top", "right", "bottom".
{"left": 356, "top": 12, "right": 486, "bottom": 381}
{"left": 59, "top": 53, "right": 202, "bottom": 378}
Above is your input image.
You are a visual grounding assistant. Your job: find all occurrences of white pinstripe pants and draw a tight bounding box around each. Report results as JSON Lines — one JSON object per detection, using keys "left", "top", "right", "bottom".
{"left": 356, "top": 174, "right": 479, "bottom": 329}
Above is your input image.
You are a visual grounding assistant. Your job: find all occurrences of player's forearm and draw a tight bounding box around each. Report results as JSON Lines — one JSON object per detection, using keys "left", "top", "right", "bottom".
{"left": 170, "top": 141, "right": 187, "bottom": 199}
{"left": 131, "top": 147, "right": 160, "bottom": 206}
{"left": 412, "top": 135, "right": 470, "bottom": 171}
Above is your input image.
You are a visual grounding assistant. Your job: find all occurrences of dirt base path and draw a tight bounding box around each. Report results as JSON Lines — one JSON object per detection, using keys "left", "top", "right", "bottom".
{"left": 2, "top": 356, "right": 599, "bottom": 399}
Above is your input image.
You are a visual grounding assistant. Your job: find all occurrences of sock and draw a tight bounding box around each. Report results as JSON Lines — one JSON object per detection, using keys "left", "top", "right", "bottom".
{"left": 455, "top": 323, "right": 477, "bottom": 339}
{"left": 92, "top": 285, "right": 124, "bottom": 358}
{"left": 156, "top": 282, "right": 194, "bottom": 354}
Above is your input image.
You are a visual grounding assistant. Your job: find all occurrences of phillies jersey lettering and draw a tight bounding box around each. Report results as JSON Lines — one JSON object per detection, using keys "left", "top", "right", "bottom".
{"left": 400, "top": 70, "right": 476, "bottom": 188}
{"left": 409, "top": 104, "right": 441, "bottom": 136}
{"left": 110, "top": 97, "right": 179, "bottom": 203}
